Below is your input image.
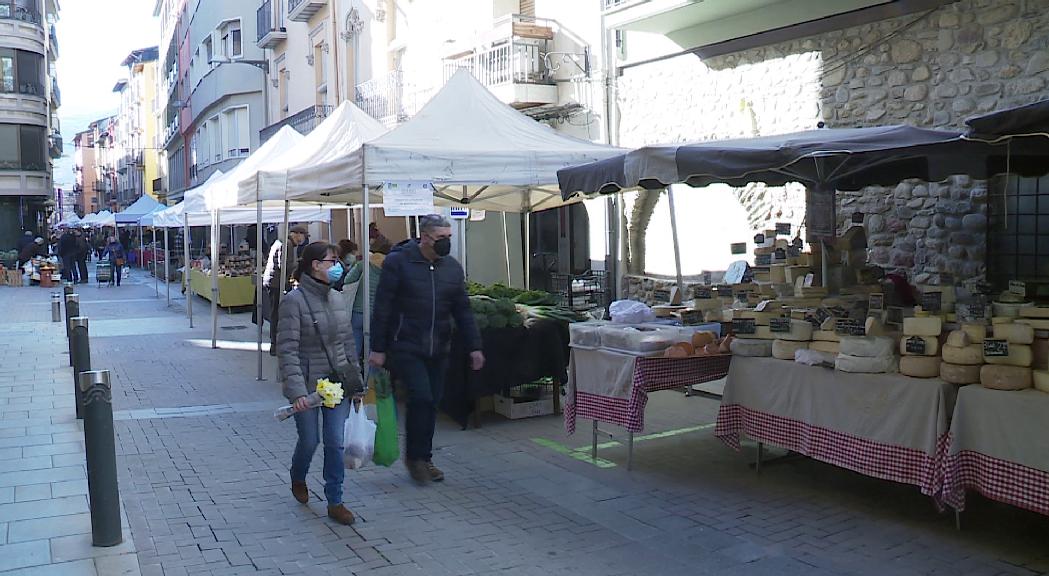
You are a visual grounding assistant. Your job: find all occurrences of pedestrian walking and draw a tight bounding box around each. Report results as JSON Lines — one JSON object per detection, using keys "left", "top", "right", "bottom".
{"left": 102, "top": 236, "right": 126, "bottom": 286}
{"left": 343, "top": 250, "right": 384, "bottom": 363}
{"left": 75, "top": 230, "right": 90, "bottom": 284}
{"left": 369, "top": 214, "right": 485, "bottom": 484}
{"left": 261, "top": 225, "right": 309, "bottom": 355}
{"left": 277, "top": 241, "right": 363, "bottom": 526}
{"left": 57, "top": 229, "right": 78, "bottom": 283}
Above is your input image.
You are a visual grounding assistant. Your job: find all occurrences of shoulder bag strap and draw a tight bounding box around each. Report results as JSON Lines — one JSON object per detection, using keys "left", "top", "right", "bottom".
{"left": 301, "top": 292, "right": 340, "bottom": 377}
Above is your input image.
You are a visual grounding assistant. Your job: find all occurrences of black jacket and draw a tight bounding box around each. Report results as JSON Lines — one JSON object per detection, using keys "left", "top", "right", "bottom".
{"left": 57, "top": 233, "right": 77, "bottom": 258}
{"left": 371, "top": 240, "right": 481, "bottom": 358}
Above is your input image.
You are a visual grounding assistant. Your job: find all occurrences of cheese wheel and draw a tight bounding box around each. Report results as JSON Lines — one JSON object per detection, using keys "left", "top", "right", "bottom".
{"left": 899, "top": 336, "right": 940, "bottom": 356}
{"left": 945, "top": 330, "right": 970, "bottom": 348}
{"left": 729, "top": 338, "right": 773, "bottom": 357}
{"left": 1034, "top": 370, "right": 1049, "bottom": 393}
{"left": 980, "top": 365, "right": 1032, "bottom": 391}
{"left": 691, "top": 331, "right": 716, "bottom": 348}
{"left": 1020, "top": 306, "right": 1049, "bottom": 319}
{"left": 754, "top": 320, "right": 813, "bottom": 342}
{"left": 940, "top": 362, "right": 982, "bottom": 385}
{"left": 840, "top": 336, "right": 895, "bottom": 358}
{"left": 1033, "top": 338, "right": 1049, "bottom": 371}
{"left": 903, "top": 316, "right": 942, "bottom": 337}
{"left": 984, "top": 343, "right": 1033, "bottom": 367}
{"left": 991, "top": 316, "right": 1014, "bottom": 325}
{"left": 770, "top": 264, "right": 787, "bottom": 284}
{"left": 900, "top": 356, "right": 941, "bottom": 378}
{"left": 835, "top": 353, "right": 898, "bottom": 374}
{"left": 794, "top": 349, "right": 837, "bottom": 366}
{"left": 809, "top": 340, "right": 841, "bottom": 354}
{"left": 942, "top": 344, "right": 984, "bottom": 365}
{"left": 812, "top": 330, "right": 840, "bottom": 342}
{"left": 772, "top": 339, "right": 809, "bottom": 360}
{"left": 961, "top": 323, "right": 987, "bottom": 343}
{"left": 1015, "top": 318, "right": 1049, "bottom": 331}
{"left": 993, "top": 323, "right": 1035, "bottom": 345}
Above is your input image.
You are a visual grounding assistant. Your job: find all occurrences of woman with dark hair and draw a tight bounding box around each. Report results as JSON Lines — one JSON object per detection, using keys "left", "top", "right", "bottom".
{"left": 276, "top": 241, "right": 364, "bottom": 526}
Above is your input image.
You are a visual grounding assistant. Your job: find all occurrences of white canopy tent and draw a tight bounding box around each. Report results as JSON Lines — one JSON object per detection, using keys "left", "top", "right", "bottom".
{"left": 80, "top": 210, "right": 116, "bottom": 228}
{"left": 55, "top": 213, "right": 81, "bottom": 228}
{"left": 115, "top": 195, "right": 164, "bottom": 224}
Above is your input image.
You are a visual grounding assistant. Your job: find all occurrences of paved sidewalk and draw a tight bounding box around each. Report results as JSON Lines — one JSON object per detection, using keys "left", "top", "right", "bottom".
{"left": 2, "top": 269, "right": 1048, "bottom": 575}
{"left": 0, "top": 281, "right": 138, "bottom": 575}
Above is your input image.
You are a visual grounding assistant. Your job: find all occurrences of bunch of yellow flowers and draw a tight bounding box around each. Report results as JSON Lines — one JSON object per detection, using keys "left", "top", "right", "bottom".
{"left": 314, "top": 378, "right": 345, "bottom": 408}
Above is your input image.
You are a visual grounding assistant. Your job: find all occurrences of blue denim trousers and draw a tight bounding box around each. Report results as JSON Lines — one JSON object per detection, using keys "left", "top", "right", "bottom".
{"left": 290, "top": 399, "right": 350, "bottom": 504}
{"left": 391, "top": 352, "right": 448, "bottom": 462}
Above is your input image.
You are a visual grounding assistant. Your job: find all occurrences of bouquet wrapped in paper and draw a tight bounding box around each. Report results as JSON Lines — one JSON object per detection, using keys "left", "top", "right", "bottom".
{"left": 273, "top": 378, "right": 345, "bottom": 421}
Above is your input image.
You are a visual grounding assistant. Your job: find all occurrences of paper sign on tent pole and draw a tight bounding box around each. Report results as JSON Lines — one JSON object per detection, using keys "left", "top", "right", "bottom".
{"left": 382, "top": 182, "right": 434, "bottom": 217}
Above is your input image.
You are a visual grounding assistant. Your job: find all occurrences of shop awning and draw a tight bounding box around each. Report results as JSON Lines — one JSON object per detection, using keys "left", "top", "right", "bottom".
{"left": 965, "top": 99, "right": 1049, "bottom": 140}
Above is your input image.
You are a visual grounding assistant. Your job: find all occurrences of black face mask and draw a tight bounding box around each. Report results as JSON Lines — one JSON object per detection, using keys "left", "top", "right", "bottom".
{"left": 433, "top": 237, "right": 451, "bottom": 257}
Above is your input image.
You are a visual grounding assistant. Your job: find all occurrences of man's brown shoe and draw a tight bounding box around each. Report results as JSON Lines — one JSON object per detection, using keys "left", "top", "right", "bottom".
{"left": 291, "top": 481, "right": 308, "bottom": 504}
{"left": 426, "top": 460, "right": 444, "bottom": 482}
{"left": 327, "top": 504, "right": 356, "bottom": 526}
{"left": 405, "top": 459, "right": 430, "bottom": 484}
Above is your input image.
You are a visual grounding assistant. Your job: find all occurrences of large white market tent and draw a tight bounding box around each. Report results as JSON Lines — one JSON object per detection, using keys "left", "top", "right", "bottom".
{"left": 115, "top": 194, "right": 164, "bottom": 224}
{"left": 80, "top": 210, "right": 115, "bottom": 228}
{"left": 55, "top": 213, "right": 81, "bottom": 228}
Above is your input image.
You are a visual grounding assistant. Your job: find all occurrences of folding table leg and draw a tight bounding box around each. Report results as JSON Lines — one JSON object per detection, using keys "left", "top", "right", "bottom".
{"left": 627, "top": 431, "right": 634, "bottom": 470}
{"left": 756, "top": 442, "right": 764, "bottom": 473}
{"left": 591, "top": 420, "right": 598, "bottom": 460}
{"left": 954, "top": 510, "right": 961, "bottom": 531}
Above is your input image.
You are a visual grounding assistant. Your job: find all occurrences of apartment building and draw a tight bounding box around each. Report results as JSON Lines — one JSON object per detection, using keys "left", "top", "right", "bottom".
{"left": 112, "top": 46, "right": 160, "bottom": 209}
{"left": 0, "top": 0, "right": 61, "bottom": 249}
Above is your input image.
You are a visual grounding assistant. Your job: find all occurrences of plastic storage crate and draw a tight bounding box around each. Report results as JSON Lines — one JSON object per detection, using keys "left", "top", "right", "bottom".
{"left": 551, "top": 271, "right": 609, "bottom": 312}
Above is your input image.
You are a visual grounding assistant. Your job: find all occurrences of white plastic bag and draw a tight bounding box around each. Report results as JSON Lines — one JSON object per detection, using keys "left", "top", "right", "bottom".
{"left": 609, "top": 299, "right": 656, "bottom": 324}
{"left": 342, "top": 401, "right": 375, "bottom": 470}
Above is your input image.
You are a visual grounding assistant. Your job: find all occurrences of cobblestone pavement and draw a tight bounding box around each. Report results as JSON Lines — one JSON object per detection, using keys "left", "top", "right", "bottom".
{"left": 1, "top": 269, "right": 1048, "bottom": 575}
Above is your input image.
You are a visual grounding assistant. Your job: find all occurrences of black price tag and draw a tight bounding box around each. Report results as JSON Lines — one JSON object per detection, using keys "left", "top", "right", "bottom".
{"left": 694, "top": 285, "right": 712, "bottom": 299}
{"left": 775, "top": 222, "right": 791, "bottom": 236}
{"left": 774, "top": 248, "right": 787, "bottom": 261}
{"left": 869, "top": 293, "right": 885, "bottom": 312}
{"left": 983, "top": 339, "right": 1009, "bottom": 357}
{"left": 792, "top": 237, "right": 804, "bottom": 248}
{"left": 716, "top": 285, "right": 733, "bottom": 299}
{"left": 921, "top": 291, "right": 942, "bottom": 313}
{"left": 730, "top": 242, "right": 747, "bottom": 255}
{"left": 905, "top": 336, "right": 927, "bottom": 355}
{"left": 786, "top": 246, "right": 802, "bottom": 258}
{"left": 754, "top": 233, "right": 765, "bottom": 244}
{"left": 736, "top": 293, "right": 750, "bottom": 306}
{"left": 971, "top": 296, "right": 986, "bottom": 319}
{"left": 653, "top": 289, "right": 671, "bottom": 303}
{"left": 835, "top": 318, "right": 865, "bottom": 336}
{"left": 755, "top": 254, "right": 772, "bottom": 266}
{"left": 770, "top": 317, "right": 792, "bottom": 333}
{"left": 679, "top": 310, "right": 702, "bottom": 325}
{"left": 732, "top": 318, "right": 756, "bottom": 335}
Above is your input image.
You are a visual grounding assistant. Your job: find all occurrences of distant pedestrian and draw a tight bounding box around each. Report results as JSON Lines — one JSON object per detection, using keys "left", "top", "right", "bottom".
{"left": 102, "top": 236, "right": 126, "bottom": 286}
{"left": 277, "top": 241, "right": 363, "bottom": 526}
{"left": 261, "top": 225, "right": 309, "bottom": 355}
{"left": 57, "top": 230, "right": 78, "bottom": 283}
{"left": 75, "top": 230, "right": 90, "bottom": 284}
{"left": 369, "top": 214, "right": 484, "bottom": 484}
{"left": 17, "top": 237, "right": 46, "bottom": 269}
{"left": 16, "top": 230, "right": 33, "bottom": 253}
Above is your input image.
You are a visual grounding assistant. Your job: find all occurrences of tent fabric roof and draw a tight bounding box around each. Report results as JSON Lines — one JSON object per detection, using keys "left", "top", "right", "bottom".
{"left": 81, "top": 210, "right": 116, "bottom": 228}
{"left": 115, "top": 195, "right": 164, "bottom": 223}
{"left": 347, "top": 69, "right": 623, "bottom": 212}
{"left": 152, "top": 171, "right": 225, "bottom": 228}
{"left": 965, "top": 99, "right": 1049, "bottom": 140}
{"left": 237, "top": 101, "right": 388, "bottom": 207}
{"left": 557, "top": 125, "right": 990, "bottom": 197}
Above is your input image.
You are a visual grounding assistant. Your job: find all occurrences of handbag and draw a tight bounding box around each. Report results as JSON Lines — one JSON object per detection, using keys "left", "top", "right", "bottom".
{"left": 302, "top": 292, "right": 361, "bottom": 394}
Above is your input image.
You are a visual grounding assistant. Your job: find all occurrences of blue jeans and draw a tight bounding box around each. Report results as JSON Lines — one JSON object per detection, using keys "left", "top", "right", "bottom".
{"left": 391, "top": 352, "right": 448, "bottom": 462}
{"left": 61, "top": 255, "right": 77, "bottom": 283}
{"left": 291, "top": 399, "right": 350, "bottom": 504}
{"left": 351, "top": 310, "right": 364, "bottom": 362}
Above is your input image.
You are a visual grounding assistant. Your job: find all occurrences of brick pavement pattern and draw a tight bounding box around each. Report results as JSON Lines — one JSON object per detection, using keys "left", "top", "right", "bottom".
{"left": 2, "top": 269, "right": 1048, "bottom": 575}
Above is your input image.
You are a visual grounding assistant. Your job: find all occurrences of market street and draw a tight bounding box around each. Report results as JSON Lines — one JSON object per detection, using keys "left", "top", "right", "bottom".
{"left": 0, "top": 274, "right": 1047, "bottom": 575}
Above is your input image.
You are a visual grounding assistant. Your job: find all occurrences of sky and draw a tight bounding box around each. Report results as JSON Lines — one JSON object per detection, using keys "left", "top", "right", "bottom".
{"left": 52, "top": 0, "right": 160, "bottom": 191}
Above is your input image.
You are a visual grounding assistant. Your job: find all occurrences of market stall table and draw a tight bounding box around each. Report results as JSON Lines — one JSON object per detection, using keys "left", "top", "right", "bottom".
{"left": 941, "top": 385, "right": 1049, "bottom": 518}
{"left": 565, "top": 347, "right": 732, "bottom": 469}
{"left": 189, "top": 268, "right": 254, "bottom": 308}
{"left": 715, "top": 357, "right": 957, "bottom": 498}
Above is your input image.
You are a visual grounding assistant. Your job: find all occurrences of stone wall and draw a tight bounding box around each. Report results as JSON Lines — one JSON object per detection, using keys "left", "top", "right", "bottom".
{"left": 617, "top": 0, "right": 1049, "bottom": 285}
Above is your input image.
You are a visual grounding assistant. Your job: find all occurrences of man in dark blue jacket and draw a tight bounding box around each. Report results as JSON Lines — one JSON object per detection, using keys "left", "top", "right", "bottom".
{"left": 370, "top": 214, "right": 484, "bottom": 484}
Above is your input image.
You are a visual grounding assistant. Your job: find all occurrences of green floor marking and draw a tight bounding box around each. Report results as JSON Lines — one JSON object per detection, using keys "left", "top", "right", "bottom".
{"left": 533, "top": 423, "right": 716, "bottom": 468}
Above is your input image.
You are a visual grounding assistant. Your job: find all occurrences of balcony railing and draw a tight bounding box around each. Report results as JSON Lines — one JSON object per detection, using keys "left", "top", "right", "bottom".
{"left": 48, "top": 23, "right": 58, "bottom": 56}
{"left": 354, "top": 71, "right": 435, "bottom": 128}
{"left": 442, "top": 15, "right": 555, "bottom": 88}
{"left": 48, "top": 130, "right": 61, "bottom": 159}
{"left": 256, "top": 0, "right": 287, "bottom": 48}
{"left": 287, "top": 0, "right": 326, "bottom": 22}
{"left": 603, "top": 0, "right": 648, "bottom": 10}
{"left": 0, "top": 1, "right": 41, "bottom": 25}
{"left": 259, "top": 104, "right": 334, "bottom": 143}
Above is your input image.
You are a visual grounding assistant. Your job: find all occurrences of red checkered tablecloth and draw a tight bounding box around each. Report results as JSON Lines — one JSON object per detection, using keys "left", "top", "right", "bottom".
{"left": 565, "top": 351, "right": 731, "bottom": 434}
{"left": 941, "top": 444, "right": 1049, "bottom": 516}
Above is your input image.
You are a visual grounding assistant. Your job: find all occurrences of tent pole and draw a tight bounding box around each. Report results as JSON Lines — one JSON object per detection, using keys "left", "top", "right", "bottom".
{"left": 139, "top": 224, "right": 144, "bottom": 270}
{"left": 211, "top": 209, "right": 220, "bottom": 349}
{"left": 165, "top": 227, "right": 170, "bottom": 306}
{"left": 154, "top": 227, "right": 159, "bottom": 297}
{"left": 666, "top": 187, "right": 684, "bottom": 296}
{"left": 277, "top": 200, "right": 290, "bottom": 381}
{"left": 502, "top": 211, "right": 511, "bottom": 286}
{"left": 404, "top": 216, "right": 411, "bottom": 239}
{"left": 362, "top": 185, "right": 371, "bottom": 385}
{"left": 524, "top": 211, "right": 531, "bottom": 291}
{"left": 256, "top": 190, "right": 265, "bottom": 381}
{"left": 184, "top": 215, "right": 193, "bottom": 327}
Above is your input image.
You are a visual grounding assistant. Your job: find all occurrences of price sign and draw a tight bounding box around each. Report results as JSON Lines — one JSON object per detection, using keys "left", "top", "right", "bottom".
{"left": 730, "top": 242, "right": 747, "bottom": 254}
{"left": 736, "top": 293, "right": 750, "bottom": 306}
{"left": 869, "top": 293, "right": 885, "bottom": 312}
{"left": 753, "top": 233, "right": 765, "bottom": 245}
{"left": 679, "top": 310, "right": 703, "bottom": 325}
{"left": 775, "top": 222, "right": 791, "bottom": 236}
{"left": 792, "top": 237, "right": 804, "bottom": 248}
{"left": 786, "top": 246, "right": 802, "bottom": 258}
{"left": 921, "top": 291, "right": 942, "bottom": 313}
{"left": 774, "top": 248, "right": 787, "bottom": 261}
{"left": 1009, "top": 280, "right": 1027, "bottom": 297}
{"left": 653, "top": 289, "right": 671, "bottom": 304}
{"left": 732, "top": 318, "right": 756, "bottom": 335}
{"left": 770, "top": 317, "right": 792, "bottom": 333}
{"left": 716, "top": 285, "right": 733, "bottom": 299}
{"left": 983, "top": 339, "right": 1009, "bottom": 357}
{"left": 694, "top": 285, "right": 712, "bottom": 299}
{"left": 816, "top": 308, "right": 832, "bottom": 326}
{"left": 905, "top": 336, "right": 927, "bottom": 355}
{"left": 755, "top": 254, "right": 772, "bottom": 266}
{"left": 835, "top": 318, "right": 865, "bottom": 336}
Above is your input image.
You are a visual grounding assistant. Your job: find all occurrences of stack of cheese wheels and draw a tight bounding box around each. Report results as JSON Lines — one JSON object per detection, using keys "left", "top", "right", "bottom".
{"left": 939, "top": 327, "right": 984, "bottom": 384}
{"left": 981, "top": 321, "right": 1034, "bottom": 390}
{"left": 836, "top": 335, "right": 898, "bottom": 374}
{"left": 1016, "top": 306, "right": 1049, "bottom": 393}
{"left": 810, "top": 317, "right": 841, "bottom": 355}
{"left": 769, "top": 319, "right": 814, "bottom": 360}
{"left": 898, "top": 314, "right": 943, "bottom": 378}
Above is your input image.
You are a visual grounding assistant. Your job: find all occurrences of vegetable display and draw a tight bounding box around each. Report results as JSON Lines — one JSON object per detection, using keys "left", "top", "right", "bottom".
{"left": 467, "top": 281, "right": 584, "bottom": 331}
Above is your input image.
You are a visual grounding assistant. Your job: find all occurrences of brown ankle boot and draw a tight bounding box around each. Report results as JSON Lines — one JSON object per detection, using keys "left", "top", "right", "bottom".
{"left": 291, "top": 481, "right": 308, "bottom": 504}
{"left": 327, "top": 504, "right": 356, "bottom": 525}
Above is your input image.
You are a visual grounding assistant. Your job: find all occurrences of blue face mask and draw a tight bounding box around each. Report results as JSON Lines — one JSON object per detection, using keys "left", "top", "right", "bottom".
{"left": 326, "top": 262, "right": 344, "bottom": 284}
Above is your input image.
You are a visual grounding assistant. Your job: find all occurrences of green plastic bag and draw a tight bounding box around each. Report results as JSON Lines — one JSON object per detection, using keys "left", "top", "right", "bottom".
{"left": 370, "top": 368, "right": 399, "bottom": 467}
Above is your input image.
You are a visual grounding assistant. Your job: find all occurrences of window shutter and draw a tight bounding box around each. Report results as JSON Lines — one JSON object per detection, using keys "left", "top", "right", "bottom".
{"left": 520, "top": 0, "right": 535, "bottom": 16}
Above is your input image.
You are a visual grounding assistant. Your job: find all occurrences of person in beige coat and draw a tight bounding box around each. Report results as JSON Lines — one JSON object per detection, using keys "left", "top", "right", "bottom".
{"left": 277, "top": 241, "right": 364, "bottom": 525}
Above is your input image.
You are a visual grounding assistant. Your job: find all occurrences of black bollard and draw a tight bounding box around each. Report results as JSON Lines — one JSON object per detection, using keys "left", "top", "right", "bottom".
{"left": 51, "top": 293, "right": 62, "bottom": 322}
{"left": 65, "top": 294, "right": 79, "bottom": 365}
{"left": 70, "top": 317, "right": 90, "bottom": 420}
{"left": 78, "top": 370, "right": 122, "bottom": 547}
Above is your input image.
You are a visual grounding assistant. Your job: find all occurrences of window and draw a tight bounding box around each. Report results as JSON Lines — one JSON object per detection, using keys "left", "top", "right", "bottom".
{"left": 221, "top": 20, "right": 242, "bottom": 58}
{"left": 0, "top": 48, "right": 43, "bottom": 95}
{"left": 207, "top": 116, "right": 221, "bottom": 162}
{"left": 203, "top": 36, "right": 213, "bottom": 66}
{"left": 224, "top": 106, "right": 249, "bottom": 158}
{"left": 0, "top": 125, "right": 17, "bottom": 169}
{"left": 0, "top": 123, "right": 45, "bottom": 170}
{"left": 0, "top": 51, "right": 12, "bottom": 92}
{"left": 988, "top": 175, "right": 1049, "bottom": 299}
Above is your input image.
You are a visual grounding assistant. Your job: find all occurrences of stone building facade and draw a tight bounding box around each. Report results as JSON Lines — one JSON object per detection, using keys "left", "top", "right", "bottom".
{"left": 616, "top": 0, "right": 1049, "bottom": 297}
